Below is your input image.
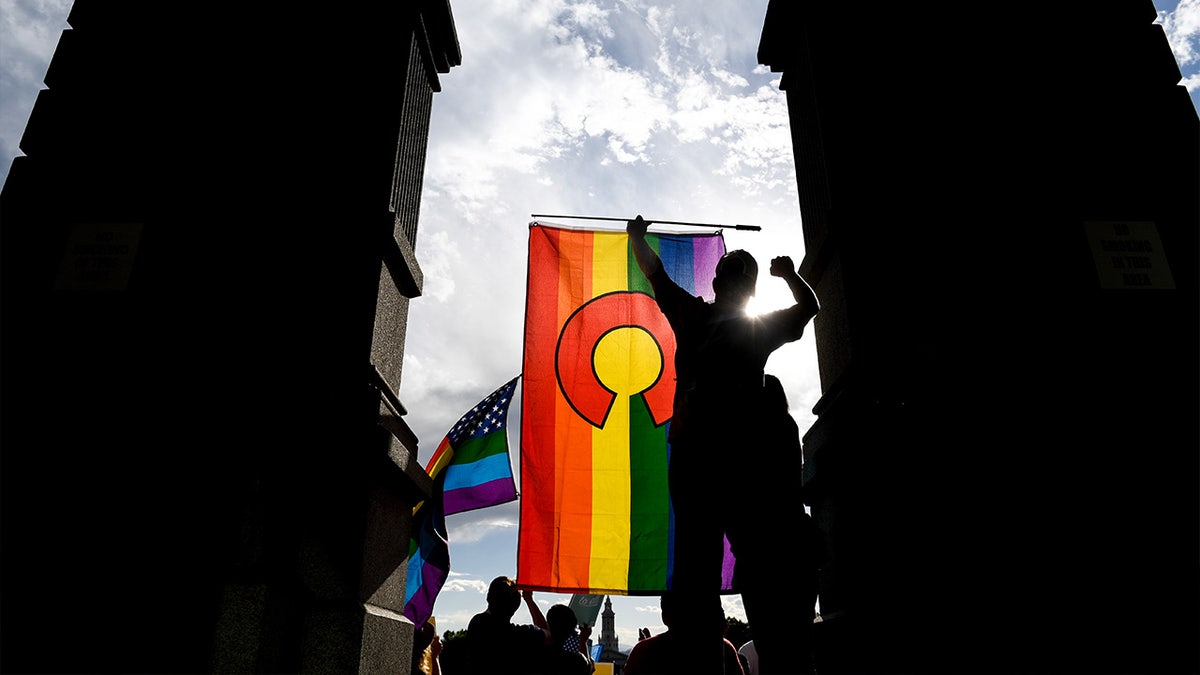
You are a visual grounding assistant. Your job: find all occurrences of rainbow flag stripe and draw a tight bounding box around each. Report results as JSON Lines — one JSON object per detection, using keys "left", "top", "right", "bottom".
{"left": 518, "top": 223, "right": 731, "bottom": 595}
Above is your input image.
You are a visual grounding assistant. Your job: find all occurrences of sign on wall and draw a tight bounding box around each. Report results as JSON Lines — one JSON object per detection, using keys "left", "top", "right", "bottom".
{"left": 54, "top": 222, "right": 143, "bottom": 291}
{"left": 1085, "top": 220, "right": 1175, "bottom": 290}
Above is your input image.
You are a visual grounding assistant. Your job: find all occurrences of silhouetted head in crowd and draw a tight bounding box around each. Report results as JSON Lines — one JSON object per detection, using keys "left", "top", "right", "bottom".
{"left": 485, "top": 576, "right": 522, "bottom": 619}
{"left": 546, "top": 604, "right": 580, "bottom": 643}
{"left": 763, "top": 373, "right": 789, "bottom": 415}
{"left": 658, "top": 590, "right": 726, "bottom": 634}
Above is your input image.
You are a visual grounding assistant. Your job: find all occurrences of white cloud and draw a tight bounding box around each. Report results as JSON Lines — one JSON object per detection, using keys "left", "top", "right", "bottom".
{"left": 1, "top": 0, "right": 69, "bottom": 66}
{"left": 1160, "top": 0, "right": 1200, "bottom": 68}
{"left": 441, "top": 573, "right": 490, "bottom": 595}
{"left": 563, "top": 0, "right": 613, "bottom": 36}
{"left": 1184, "top": 71, "right": 1200, "bottom": 93}
{"left": 416, "top": 230, "right": 461, "bottom": 303}
{"left": 445, "top": 509, "right": 520, "bottom": 545}
{"left": 419, "top": 0, "right": 797, "bottom": 235}
{"left": 711, "top": 68, "right": 750, "bottom": 89}
{"left": 0, "top": 0, "right": 73, "bottom": 173}
{"left": 722, "top": 594, "right": 747, "bottom": 623}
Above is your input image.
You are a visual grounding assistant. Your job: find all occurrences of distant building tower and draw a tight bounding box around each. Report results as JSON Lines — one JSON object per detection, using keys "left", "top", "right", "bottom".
{"left": 600, "top": 596, "right": 618, "bottom": 652}
{"left": 595, "top": 596, "right": 627, "bottom": 673}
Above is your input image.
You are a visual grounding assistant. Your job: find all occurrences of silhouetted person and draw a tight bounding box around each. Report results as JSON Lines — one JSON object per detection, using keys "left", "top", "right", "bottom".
{"left": 623, "top": 592, "right": 744, "bottom": 675}
{"left": 538, "top": 604, "right": 595, "bottom": 674}
{"left": 727, "top": 374, "right": 825, "bottom": 675}
{"left": 412, "top": 617, "right": 442, "bottom": 675}
{"left": 626, "top": 215, "right": 819, "bottom": 673}
{"left": 463, "top": 576, "right": 550, "bottom": 675}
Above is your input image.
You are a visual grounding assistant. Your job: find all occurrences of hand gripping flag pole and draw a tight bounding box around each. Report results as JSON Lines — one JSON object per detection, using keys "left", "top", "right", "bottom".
{"left": 530, "top": 213, "right": 762, "bottom": 231}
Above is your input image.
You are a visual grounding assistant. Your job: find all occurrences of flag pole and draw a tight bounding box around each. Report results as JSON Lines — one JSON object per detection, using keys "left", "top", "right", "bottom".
{"left": 530, "top": 213, "right": 761, "bottom": 231}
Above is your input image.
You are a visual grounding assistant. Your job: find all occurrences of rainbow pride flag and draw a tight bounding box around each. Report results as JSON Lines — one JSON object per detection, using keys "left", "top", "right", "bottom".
{"left": 518, "top": 222, "right": 734, "bottom": 595}
{"left": 404, "top": 377, "right": 519, "bottom": 625}
{"left": 425, "top": 376, "right": 520, "bottom": 516}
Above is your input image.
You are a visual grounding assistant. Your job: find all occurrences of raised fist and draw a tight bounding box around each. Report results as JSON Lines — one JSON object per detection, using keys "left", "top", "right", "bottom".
{"left": 769, "top": 256, "right": 795, "bottom": 277}
{"left": 626, "top": 215, "right": 649, "bottom": 238}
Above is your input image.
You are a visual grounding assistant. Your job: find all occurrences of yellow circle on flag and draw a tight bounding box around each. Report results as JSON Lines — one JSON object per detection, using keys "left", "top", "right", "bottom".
{"left": 592, "top": 326, "right": 662, "bottom": 398}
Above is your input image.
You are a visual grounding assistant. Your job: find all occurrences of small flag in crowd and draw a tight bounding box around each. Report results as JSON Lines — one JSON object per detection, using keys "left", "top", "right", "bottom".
{"left": 403, "top": 376, "right": 521, "bottom": 626}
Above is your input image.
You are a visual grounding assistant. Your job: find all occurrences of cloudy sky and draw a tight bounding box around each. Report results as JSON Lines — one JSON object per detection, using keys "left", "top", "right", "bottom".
{"left": 3, "top": 0, "right": 1198, "bottom": 651}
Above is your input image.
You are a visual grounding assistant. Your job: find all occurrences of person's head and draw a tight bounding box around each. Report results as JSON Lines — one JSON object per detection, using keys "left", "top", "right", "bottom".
{"left": 485, "top": 576, "right": 522, "bottom": 618}
{"left": 658, "top": 592, "right": 676, "bottom": 629}
{"left": 546, "top": 604, "right": 579, "bottom": 643}
{"left": 412, "top": 617, "right": 437, "bottom": 673}
{"left": 661, "top": 591, "right": 725, "bottom": 636}
{"left": 713, "top": 249, "right": 758, "bottom": 307}
{"left": 414, "top": 618, "right": 436, "bottom": 651}
{"left": 764, "top": 373, "right": 789, "bottom": 414}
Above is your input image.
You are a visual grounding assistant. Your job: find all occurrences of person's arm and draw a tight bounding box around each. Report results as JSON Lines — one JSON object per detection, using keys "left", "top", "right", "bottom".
{"left": 578, "top": 624, "right": 595, "bottom": 673}
{"left": 626, "top": 216, "right": 662, "bottom": 279}
{"left": 429, "top": 634, "right": 441, "bottom": 675}
{"left": 769, "top": 255, "right": 819, "bottom": 323}
{"left": 520, "top": 589, "right": 551, "bottom": 642}
{"left": 623, "top": 641, "right": 645, "bottom": 675}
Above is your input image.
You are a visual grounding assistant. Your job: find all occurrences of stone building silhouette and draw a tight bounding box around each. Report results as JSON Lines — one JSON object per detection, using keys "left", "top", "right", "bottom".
{"left": 0, "top": 1, "right": 460, "bottom": 672}
{"left": 759, "top": 2, "right": 1198, "bottom": 674}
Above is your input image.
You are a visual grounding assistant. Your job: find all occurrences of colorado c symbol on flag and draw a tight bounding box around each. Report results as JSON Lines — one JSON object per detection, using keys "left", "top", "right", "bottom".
{"left": 555, "top": 291, "right": 676, "bottom": 430}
